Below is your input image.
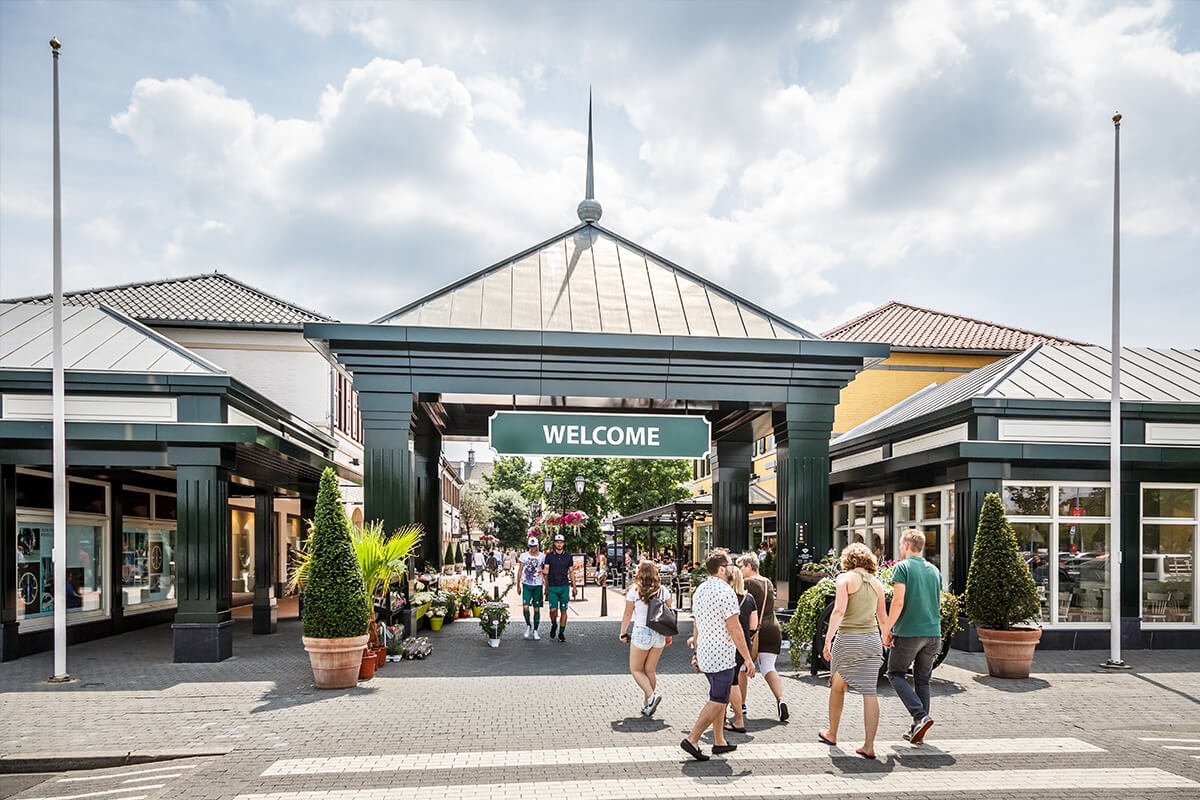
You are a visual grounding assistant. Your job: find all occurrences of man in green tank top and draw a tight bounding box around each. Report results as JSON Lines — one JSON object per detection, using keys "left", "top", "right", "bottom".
{"left": 883, "top": 529, "right": 943, "bottom": 745}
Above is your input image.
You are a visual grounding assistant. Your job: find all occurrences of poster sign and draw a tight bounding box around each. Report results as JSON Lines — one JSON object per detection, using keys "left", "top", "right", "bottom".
{"left": 489, "top": 411, "right": 710, "bottom": 459}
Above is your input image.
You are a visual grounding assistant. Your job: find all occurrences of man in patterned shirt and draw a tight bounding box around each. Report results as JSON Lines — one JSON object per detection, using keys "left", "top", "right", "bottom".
{"left": 681, "top": 550, "right": 756, "bottom": 761}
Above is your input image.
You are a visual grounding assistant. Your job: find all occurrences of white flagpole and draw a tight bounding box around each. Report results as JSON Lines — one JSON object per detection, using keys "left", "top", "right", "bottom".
{"left": 49, "top": 36, "right": 70, "bottom": 683}
{"left": 1102, "top": 112, "right": 1128, "bottom": 670}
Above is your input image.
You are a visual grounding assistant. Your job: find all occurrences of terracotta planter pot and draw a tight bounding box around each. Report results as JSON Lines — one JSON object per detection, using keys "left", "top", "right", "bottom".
{"left": 358, "top": 648, "right": 377, "bottom": 680}
{"left": 976, "top": 626, "right": 1042, "bottom": 678}
{"left": 302, "top": 635, "right": 370, "bottom": 689}
{"left": 374, "top": 646, "right": 386, "bottom": 669}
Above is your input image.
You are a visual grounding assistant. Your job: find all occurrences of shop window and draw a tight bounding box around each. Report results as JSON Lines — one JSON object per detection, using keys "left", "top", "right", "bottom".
{"left": 892, "top": 486, "right": 954, "bottom": 588}
{"left": 155, "top": 494, "right": 177, "bottom": 521}
{"left": 16, "top": 472, "right": 53, "bottom": 509}
{"left": 1004, "top": 485, "right": 1051, "bottom": 516}
{"left": 231, "top": 508, "right": 255, "bottom": 593}
{"left": 68, "top": 481, "right": 107, "bottom": 515}
{"left": 16, "top": 521, "right": 104, "bottom": 622}
{"left": 120, "top": 488, "right": 152, "bottom": 519}
{"left": 122, "top": 527, "right": 177, "bottom": 607}
{"left": 1142, "top": 485, "right": 1196, "bottom": 625}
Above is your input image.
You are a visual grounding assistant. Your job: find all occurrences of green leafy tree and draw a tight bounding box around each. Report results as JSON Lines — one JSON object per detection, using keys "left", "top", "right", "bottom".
{"left": 484, "top": 456, "right": 539, "bottom": 500}
{"left": 964, "top": 492, "right": 1042, "bottom": 629}
{"left": 459, "top": 483, "right": 493, "bottom": 544}
{"left": 299, "top": 468, "right": 369, "bottom": 639}
{"left": 488, "top": 487, "right": 533, "bottom": 549}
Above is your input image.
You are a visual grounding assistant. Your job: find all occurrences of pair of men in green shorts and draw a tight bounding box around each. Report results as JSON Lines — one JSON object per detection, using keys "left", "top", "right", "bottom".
{"left": 517, "top": 535, "right": 579, "bottom": 642}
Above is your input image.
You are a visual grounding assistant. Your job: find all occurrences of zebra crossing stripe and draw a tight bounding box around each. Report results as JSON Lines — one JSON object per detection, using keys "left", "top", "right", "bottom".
{"left": 261, "top": 737, "right": 1103, "bottom": 776}
{"left": 234, "top": 768, "right": 1196, "bottom": 800}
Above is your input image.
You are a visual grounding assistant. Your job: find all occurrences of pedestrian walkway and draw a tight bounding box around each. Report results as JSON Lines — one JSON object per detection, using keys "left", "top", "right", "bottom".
{"left": 2, "top": 613, "right": 1198, "bottom": 799}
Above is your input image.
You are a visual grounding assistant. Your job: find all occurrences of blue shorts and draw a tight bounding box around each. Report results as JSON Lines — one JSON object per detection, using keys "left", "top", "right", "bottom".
{"left": 631, "top": 624, "right": 666, "bottom": 650}
{"left": 705, "top": 666, "right": 738, "bottom": 703}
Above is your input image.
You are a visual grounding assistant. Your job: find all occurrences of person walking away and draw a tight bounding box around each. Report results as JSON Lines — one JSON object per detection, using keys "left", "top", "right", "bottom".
{"left": 543, "top": 533, "right": 579, "bottom": 642}
{"left": 737, "top": 553, "right": 788, "bottom": 722}
{"left": 681, "top": 550, "right": 755, "bottom": 761}
{"left": 463, "top": 548, "right": 473, "bottom": 577}
{"left": 819, "top": 542, "right": 889, "bottom": 760}
{"left": 619, "top": 560, "right": 673, "bottom": 715}
{"left": 473, "top": 549, "right": 485, "bottom": 583}
{"left": 883, "top": 528, "right": 943, "bottom": 744}
{"left": 518, "top": 537, "right": 547, "bottom": 640}
{"left": 723, "top": 559, "right": 757, "bottom": 734}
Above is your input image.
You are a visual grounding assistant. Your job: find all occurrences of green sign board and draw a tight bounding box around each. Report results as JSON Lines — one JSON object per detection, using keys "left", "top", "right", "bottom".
{"left": 489, "top": 412, "right": 711, "bottom": 459}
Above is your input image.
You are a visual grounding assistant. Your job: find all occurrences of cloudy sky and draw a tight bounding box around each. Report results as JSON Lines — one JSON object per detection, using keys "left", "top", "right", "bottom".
{"left": 1, "top": 0, "right": 1197, "bottom": 346}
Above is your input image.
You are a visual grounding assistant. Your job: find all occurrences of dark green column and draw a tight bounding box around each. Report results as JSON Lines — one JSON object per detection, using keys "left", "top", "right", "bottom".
{"left": 252, "top": 489, "right": 277, "bottom": 635}
{"left": 413, "top": 419, "right": 443, "bottom": 571}
{"left": 109, "top": 476, "right": 127, "bottom": 634}
{"left": 953, "top": 474, "right": 1003, "bottom": 596}
{"left": 710, "top": 436, "right": 752, "bottom": 553}
{"left": 0, "top": 464, "right": 17, "bottom": 661}
{"left": 774, "top": 401, "right": 837, "bottom": 607}
{"left": 1118, "top": 468, "right": 1139, "bottom": 646}
{"left": 170, "top": 447, "right": 233, "bottom": 662}
{"left": 361, "top": 391, "right": 416, "bottom": 536}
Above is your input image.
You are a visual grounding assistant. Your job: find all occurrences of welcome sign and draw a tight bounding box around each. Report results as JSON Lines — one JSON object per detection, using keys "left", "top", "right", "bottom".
{"left": 489, "top": 411, "right": 711, "bottom": 459}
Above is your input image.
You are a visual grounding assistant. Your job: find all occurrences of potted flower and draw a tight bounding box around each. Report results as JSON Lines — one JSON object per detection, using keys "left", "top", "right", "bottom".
{"left": 296, "top": 468, "right": 369, "bottom": 689}
{"left": 428, "top": 598, "right": 449, "bottom": 631}
{"left": 479, "top": 601, "right": 509, "bottom": 647}
{"left": 963, "top": 492, "right": 1043, "bottom": 678}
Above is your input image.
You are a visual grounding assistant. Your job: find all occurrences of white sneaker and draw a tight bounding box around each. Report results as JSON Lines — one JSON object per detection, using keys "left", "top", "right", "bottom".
{"left": 645, "top": 693, "right": 663, "bottom": 716}
{"left": 523, "top": 625, "right": 532, "bottom": 640}
{"left": 532, "top": 629, "right": 540, "bottom": 640}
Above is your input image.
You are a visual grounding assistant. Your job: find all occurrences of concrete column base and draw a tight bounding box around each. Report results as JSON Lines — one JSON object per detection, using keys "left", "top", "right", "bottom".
{"left": 172, "top": 620, "right": 234, "bottom": 662}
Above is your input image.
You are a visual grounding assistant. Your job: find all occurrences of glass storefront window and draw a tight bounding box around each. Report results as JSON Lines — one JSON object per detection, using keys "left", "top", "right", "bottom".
{"left": 1058, "top": 486, "right": 1110, "bottom": 517}
{"left": 122, "top": 527, "right": 177, "bottom": 606}
{"left": 834, "top": 495, "right": 887, "bottom": 563}
{"left": 16, "top": 521, "right": 104, "bottom": 621}
{"left": 891, "top": 486, "right": 953, "bottom": 586}
{"left": 1142, "top": 485, "right": 1196, "bottom": 625}
{"left": 852, "top": 502, "right": 867, "bottom": 526}
{"left": 1004, "top": 485, "right": 1051, "bottom": 516}
{"left": 231, "top": 508, "right": 255, "bottom": 594}
{"left": 922, "top": 492, "right": 941, "bottom": 520}
{"left": 897, "top": 494, "right": 915, "bottom": 523}
{"left": 1144, "top": 488, "right": 1196, "bottom": 519}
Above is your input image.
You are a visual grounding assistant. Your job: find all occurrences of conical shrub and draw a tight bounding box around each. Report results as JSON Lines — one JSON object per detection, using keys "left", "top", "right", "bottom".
{"left": 444, "top": 541, "right": 455, "bottom": 568}
{"left": 301, "top": 468, "right": 369, "bottom": 639}
{"left": 963, "top": 492, "right": 1041, "bottom": 629}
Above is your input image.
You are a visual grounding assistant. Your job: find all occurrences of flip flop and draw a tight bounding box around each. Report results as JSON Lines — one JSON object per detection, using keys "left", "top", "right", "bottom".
{"left": 856, "top": 748, "right": 876, "bottom": 760}
{"left": 818, "top": 730, "right": 837, "bottom": 746}
{"left": 680, "top": 738, "right": 710, "bottom": 761}
{"left": 723, "top": 722, "right": 746, "bottom": 733}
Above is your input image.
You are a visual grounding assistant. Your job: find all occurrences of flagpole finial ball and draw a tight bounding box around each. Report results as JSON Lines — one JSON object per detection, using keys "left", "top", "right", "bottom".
{"left": 49, "top": 37, "right": 61, "bottom": 51}
{"left": 1112, "top": 112, "right": 1121, "bottom": 124}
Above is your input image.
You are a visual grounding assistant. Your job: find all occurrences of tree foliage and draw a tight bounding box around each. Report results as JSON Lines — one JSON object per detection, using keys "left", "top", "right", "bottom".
{"left": 605, "top": 458, "right": 692, "bottom": 553}
{"left": 300, "top": 468, "right": 369, "bottom": 639}
{"left": 459, "top": 483, "right": 493, "bottom": 540}
{"left": 964, "top": 492, "right": 1042, "bottom": 629}
{"left": 488, "top": 487, "right": 532, "bottom": 549}
{"left": 538, "top": 457, "right": 611, "bottom": 552}
{"left": 484, "top": 456, "right": 539, "bottom": 500}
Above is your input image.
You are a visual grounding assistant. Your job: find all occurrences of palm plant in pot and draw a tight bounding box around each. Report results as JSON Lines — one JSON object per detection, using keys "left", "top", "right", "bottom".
{"left": 296, "top": 468, "right": 370, "bottom": 689}
{"left": 352, "top": 520, "right": 422, "bottom": 665}
{"left": 963, "top": 492, "right": 1043, "bottom": 678}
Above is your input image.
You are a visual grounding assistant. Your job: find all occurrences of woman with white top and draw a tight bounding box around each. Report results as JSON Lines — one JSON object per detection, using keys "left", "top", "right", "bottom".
{"left": 619, "top": 560, "right": 674, "bottom": 716}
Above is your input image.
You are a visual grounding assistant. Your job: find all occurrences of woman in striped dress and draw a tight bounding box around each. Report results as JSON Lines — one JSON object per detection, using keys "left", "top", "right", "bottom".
{"left": 818, "top": 543, "right": 890, "bottom": 759}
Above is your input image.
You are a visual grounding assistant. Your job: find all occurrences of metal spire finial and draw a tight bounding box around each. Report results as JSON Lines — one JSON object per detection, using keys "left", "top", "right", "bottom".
{"left": 577, "top": 87, "right": 603, "bottom": 224}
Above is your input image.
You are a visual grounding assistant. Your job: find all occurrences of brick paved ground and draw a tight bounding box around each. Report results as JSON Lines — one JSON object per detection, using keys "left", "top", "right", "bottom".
{"left": 2, "top": 596, "right": 1198, "bottom": 799}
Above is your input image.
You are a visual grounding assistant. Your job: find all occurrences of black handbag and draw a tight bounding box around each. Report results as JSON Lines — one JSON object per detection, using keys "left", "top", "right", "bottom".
{"left": 646, "top": 587, "right": 678, "bottom": 636}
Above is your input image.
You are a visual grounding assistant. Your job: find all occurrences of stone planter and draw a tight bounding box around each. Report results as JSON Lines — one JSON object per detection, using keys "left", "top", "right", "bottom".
{"left": 976, "top": 627, "right": 1042, "bottom": 678}
{"left": 302, "top": 634, "right": 370, "bottom": 689}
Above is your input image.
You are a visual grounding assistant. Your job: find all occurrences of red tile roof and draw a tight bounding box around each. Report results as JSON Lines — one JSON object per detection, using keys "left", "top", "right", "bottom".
{"left": 822, "top": 301, "right": 1087, "bottom": 352}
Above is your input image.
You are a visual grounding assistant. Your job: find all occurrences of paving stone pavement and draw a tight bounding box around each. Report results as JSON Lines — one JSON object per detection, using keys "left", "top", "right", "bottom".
{"left": 1, "top": 609, "right": 1199, "bottom": 799}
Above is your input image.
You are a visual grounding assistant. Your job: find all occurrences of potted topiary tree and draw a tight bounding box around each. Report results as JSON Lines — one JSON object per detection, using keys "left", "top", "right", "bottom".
{"left": 298, "top": 468, "right": 370, "bottom": 689}
{"left": 964, "top": 492, "right": 1043, "bottom": 678}
{"left": 443, "top": 541, "right": 455, "bottom": 575}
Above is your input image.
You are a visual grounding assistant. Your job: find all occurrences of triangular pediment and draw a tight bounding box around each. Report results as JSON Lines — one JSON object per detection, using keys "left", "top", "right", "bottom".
{"left": 375, "top": 224, "right": 815, "bottom": 340}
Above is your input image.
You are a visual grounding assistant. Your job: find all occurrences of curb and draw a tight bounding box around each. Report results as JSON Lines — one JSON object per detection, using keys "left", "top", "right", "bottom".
{"left": 0, "top": 750, "right": 229, "bottom": 775}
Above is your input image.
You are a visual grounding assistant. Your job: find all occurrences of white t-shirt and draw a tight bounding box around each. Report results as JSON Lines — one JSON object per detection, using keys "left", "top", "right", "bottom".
{"left": 691, "top": 576, "right": 740, "bottom": 673}
{"left": 518, "top": 551, "right": 545, "bottom": 586}
{"left": 625, "top": 584, "right": 670, "bottom": 628}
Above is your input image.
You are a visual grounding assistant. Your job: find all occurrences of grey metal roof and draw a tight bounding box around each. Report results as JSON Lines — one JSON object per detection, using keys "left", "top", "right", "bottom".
{"left": 375, "top": 224, "right": 818, "bottom": 340}
{"left": 3, "top": 272, "right": 334, "bottom": 329}
{"left": 0, "top": 302, "right": 224, "bottom": 374}
{"left": 834, "top": 345, "right": 1200, "bottom": 446}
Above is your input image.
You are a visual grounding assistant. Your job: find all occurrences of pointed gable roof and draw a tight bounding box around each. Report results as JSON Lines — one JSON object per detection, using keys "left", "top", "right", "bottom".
{"left": 834, "top": 344, "right": 1200, "bottom": 446}
{"left": 823, "top": 301, "right": 1086, "bottom": 352}
{"left": 4, "top": 272, "right": 334, "bottom": 330}
{"left": 374, "top": 223, "right": 817, "bottom": 340}
{"left": 1, "top": 302, "right": 224, "bottom": 374}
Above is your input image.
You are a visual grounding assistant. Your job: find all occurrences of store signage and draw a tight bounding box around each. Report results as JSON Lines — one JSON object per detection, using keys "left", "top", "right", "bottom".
{"left": 489, "top": 411, "right": 710, "bottom": 459}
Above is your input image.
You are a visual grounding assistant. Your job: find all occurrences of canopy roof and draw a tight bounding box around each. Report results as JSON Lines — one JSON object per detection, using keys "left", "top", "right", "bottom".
{"left": 375, "top": 223, "right": 817, "bottom": 340}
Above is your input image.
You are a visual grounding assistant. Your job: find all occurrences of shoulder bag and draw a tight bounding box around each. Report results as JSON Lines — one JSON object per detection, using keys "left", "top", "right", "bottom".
{"left": 646, "top": 586, "right": 679, "bottom": 636}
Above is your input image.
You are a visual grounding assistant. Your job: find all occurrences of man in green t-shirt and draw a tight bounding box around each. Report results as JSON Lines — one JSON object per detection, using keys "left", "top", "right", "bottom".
{"left": 883, "top": 529, "right": 943, "bottom": 744}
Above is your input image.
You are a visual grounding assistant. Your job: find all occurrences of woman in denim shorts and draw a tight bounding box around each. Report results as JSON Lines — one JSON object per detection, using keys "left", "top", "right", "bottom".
{"left": 619, "top": 560, "right": 674, "bottom": 716}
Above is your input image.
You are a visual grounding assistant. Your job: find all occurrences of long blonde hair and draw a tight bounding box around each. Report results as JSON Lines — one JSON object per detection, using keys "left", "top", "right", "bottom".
{"left": 634, "top": 560, "right": 661, "bottom": 601}
{"left": 727, "top": 562, "right": 746, "bottom": 596}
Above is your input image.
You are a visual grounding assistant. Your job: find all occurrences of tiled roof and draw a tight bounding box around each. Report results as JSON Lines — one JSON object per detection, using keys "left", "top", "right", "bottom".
{"left": 376, "top": 224, "right": 817, "bottom": 340}
{"left": 822, "top": 301, "right": 1086, "bottom": 351}
{"left": 3, "top": 272, "right": 334, "bottom": 329}
{"left": 1, "top": 302, "right": 224, "bottom": 373}
{"left": 833, "top": 345, "right": 1200, "bottom": 447}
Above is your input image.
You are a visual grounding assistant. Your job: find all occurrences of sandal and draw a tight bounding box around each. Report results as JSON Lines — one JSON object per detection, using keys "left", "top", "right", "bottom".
{"left": 723, "top": 722, "right": 746, "bottom": 733}
{"left": 818, "top": 730, "right": 837, "bottom": 746}
{"left": 856, "top": 748, "right": 876, "bottom": 760}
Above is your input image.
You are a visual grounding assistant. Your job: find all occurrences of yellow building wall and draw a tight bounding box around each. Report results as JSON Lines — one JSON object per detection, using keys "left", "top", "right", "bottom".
{"left": 832, "top": 352, "right": 1001, "bottom": 436}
